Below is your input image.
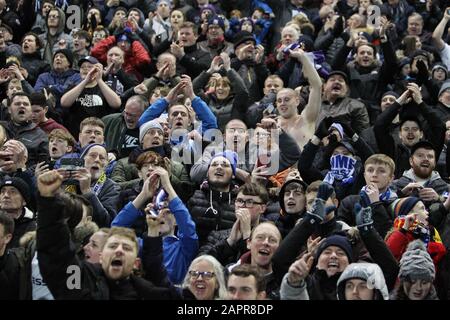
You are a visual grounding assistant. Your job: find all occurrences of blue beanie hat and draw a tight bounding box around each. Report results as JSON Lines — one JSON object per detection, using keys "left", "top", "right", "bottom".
{"left": 315, "top": 234, "right": 353, "bottom": 262}
{"left": 209, "top": 151, "right": 238, "bottom": 176}
{"left": 80, "top": 143, "right": 107, "bottom": 159}
{"left": 391, "top": 196, "right": 421, "bottom": 217}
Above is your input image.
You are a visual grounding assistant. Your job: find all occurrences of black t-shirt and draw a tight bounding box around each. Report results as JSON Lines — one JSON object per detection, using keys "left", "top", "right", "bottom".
{"left": 120, "top": 127, "right": 140, "bottom": 158}
{"left": 64, "top": 85, "right": 116, "bottom": 137}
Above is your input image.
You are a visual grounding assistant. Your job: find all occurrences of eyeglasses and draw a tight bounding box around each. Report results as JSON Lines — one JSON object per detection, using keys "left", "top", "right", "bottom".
{"left": 235, "top": 198, "right": 264, "bottom": 208}
{"left": 189, "top": 271, "right": 215, "bottom": 280}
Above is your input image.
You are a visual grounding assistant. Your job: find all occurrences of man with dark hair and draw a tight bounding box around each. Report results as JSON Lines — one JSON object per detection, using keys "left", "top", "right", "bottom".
{"left": 30, "top": 92, "right": 67, "bottom": 134}
{"left": 36, "top": 170, "right": 181, "bottom": 300}
{"left": 227, "top": 264, "right": 267, "bottom": 300}
{"left": 169, "top": 21, "right": 212, "bottom": 78}
{"left": 20, "top": 32, "right": 50, "bottom": 86}
{"left": 393, "top": 140, "right": 448, "bottom": 207}
{"left": 72, "top": 30, "right": 92, "bottom": 69}
{"left": 276, "top": 178, "right": 308, "bottom": 237}
{"left": 374, "top": 84, "right": 445, "bottom": 178}
{"left": 0, "top": 92, "right": 49, "bottom": 166}
{"left": 331, "top": 23, "right": 397, "bottom": 121}
{"left": 317, "top": 71, "right": 370, "bottom": 134}
{"left": 198, "top": 181, "right": 269, "bottom": 264}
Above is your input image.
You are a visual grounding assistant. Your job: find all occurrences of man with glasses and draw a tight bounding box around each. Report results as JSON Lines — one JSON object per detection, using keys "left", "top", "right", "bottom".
{"left": 38, "top": 7, "right": 73, "bottom": 65}
{"left": 198, "top": 182, "right": 272, "bottom": 266}
{"left": 103, "top": 95, "right": 147, "bottom": 159}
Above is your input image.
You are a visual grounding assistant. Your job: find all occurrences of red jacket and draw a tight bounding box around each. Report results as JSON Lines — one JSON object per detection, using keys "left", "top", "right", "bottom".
{"left": 386, "top": 228, "right": 446, "bottom": 270}
{"left": 39, "top": 118, "right": 68, "bottom": 134}
{"left": 91, "top": 36, "right": 151, "bottom": 81}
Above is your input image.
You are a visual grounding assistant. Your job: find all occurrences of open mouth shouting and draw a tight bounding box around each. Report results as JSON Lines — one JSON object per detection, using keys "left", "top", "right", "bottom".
{"left": 286, "top": 199, "right": 297, "bottom": 209}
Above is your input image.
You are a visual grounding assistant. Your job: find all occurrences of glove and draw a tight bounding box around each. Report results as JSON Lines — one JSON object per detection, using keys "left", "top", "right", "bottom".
{"left": 338, "top": 121, "right": 356, "bottom": 140}
{"left": 416, "top": 59, "right": 429, "bottom": 83}
{"left": 306, "top": 198, "right": 326, "bottom": 224}
{"left": 332, "top": 16, "right": 344, "bottom": 38}
{"left": 305, "top": 182, "right": 335, "bottom": 224}
{"left": 317, "top": 182, "right": 334, "bottom": 201}
{"left": 314, "top": 117, "right": 333, "bottom": 140}
{"left": 306, "top": 198, "right": 336, "bottom": 225}
{"left": 359, "top": 189, "right": 371, "bottom": 208}
{"left": 354, "top": 203, "right": 374, "bottom": 233}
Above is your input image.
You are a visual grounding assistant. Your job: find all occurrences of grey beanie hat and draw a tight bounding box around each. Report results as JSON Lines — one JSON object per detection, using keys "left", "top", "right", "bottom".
{"left": 439, "top": 80, "right": 450, "bottom": 97}
{"left": 337, "top": 263, "right": 389, "bottom": 300}
{"left": 139, "top": 120, "right": 163, "bottom": 144}
{"left": 398, "top": 240, "right": 435, "bottom": 282}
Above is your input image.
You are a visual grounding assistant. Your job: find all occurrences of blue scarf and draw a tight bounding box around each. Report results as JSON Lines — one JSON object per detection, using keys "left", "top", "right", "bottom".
{"left": 323, "top": 154, "right": 356, "bottom": 186}
{"left": 361, "top": 186, "right": 398, "bottom": 203}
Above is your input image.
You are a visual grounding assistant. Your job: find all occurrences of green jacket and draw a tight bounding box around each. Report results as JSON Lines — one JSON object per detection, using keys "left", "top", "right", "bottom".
{"left": 111, "top": 157, "right": 194, "bottom": 202}
{"left": 102, "top": 113, "right": 128, "bottom": 159}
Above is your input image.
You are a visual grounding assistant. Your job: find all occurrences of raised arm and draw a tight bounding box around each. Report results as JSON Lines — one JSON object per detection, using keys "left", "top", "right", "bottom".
{"left": 293, "top": 49, "right": 322, "bottom": 124}
{"left": 36, "top": 171, "right": 85, "bottom": 299}
{"left": 60, "top": 71, "right": 93, "bottom": 108}
{"left": 432, "top": 8, "right": 450, "bottom": 51}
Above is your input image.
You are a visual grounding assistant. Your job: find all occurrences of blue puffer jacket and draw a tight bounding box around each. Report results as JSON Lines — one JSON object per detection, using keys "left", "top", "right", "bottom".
{"left": 34, "top": 69, "right": 81, "bottom": 97}
{"left": 112, "top": 197, "right": 199, "bottom": 285}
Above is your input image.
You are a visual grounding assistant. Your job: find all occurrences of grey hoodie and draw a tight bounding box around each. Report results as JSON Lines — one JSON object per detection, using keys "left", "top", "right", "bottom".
{"left": 336, "top": 263, "right": 389, "bottom": 300}
{"left": 39, "top": 7, "right": 73, "bottom": 64}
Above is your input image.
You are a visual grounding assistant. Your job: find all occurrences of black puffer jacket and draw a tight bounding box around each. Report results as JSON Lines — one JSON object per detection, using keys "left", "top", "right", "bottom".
{"left": 187, "top": 187, "right": 237, "bottom": 246}
{"left": 36, "top": 195, "right": 182, "bottom": 300}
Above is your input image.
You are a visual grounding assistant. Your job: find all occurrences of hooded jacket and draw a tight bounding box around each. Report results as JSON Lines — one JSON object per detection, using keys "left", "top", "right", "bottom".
{"left": 393, "top": 169, "right": 449, "bottom": 206}
{"left": 90, "top": 35, "right": 151, "bottom": 82}
{"left": 187, "top": 186, "right": 237, "bottom": 246}
{"left": 8, "top": 207, "right": 36, "bottom": 250}
{"left": 336, "top": 262, "right": 389, "bottom": 300}
{"left": 0, "top": 120, "right": 49, "bottom": 167}
{"left": 275, "top": 179, "right": 307, "bottom": 238}
{"left": 38, "top": 8, "right": 73, "bottom": 64}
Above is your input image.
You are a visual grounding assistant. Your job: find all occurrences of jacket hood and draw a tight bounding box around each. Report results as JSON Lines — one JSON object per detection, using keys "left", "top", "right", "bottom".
{"left": 129, "top": 7, "right": 145, "bottom": 28}
{"left": 278, "top": 179, "right": 307, "bottom": 215}
{"left": 46, "top": 7, "right": 66, "bottom": 35}
{"left": 402, "top": 168, "right": 442, "bottom": 183}
{"left": 337, "top": 262, "right": 389, "bottom": 300}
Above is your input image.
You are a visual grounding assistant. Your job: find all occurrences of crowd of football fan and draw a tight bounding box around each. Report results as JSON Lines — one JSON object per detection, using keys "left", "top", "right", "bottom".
{"left": 1, "top": 0, "right": 450, "bottom": 301}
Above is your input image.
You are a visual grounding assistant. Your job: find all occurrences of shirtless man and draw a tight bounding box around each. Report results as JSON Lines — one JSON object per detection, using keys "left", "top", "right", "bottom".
{"left": 276, "top": 48, "right": 322, "bottom": 150}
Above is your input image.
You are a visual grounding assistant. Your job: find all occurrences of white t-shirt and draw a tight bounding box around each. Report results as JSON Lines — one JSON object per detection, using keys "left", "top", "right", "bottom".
{"left": 31, "top": 251, "right": 54, "bottom": 300}
{"left": 440, "top": 43, "right": 450, "bottom": 71}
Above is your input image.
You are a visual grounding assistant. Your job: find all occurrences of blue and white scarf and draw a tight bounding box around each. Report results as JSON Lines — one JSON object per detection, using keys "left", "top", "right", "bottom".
{"left": 361, "top": 186, "right": 398, "bottom": 203}
{"left": 323, "top": 154, "right": 356, "bottom": 186}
